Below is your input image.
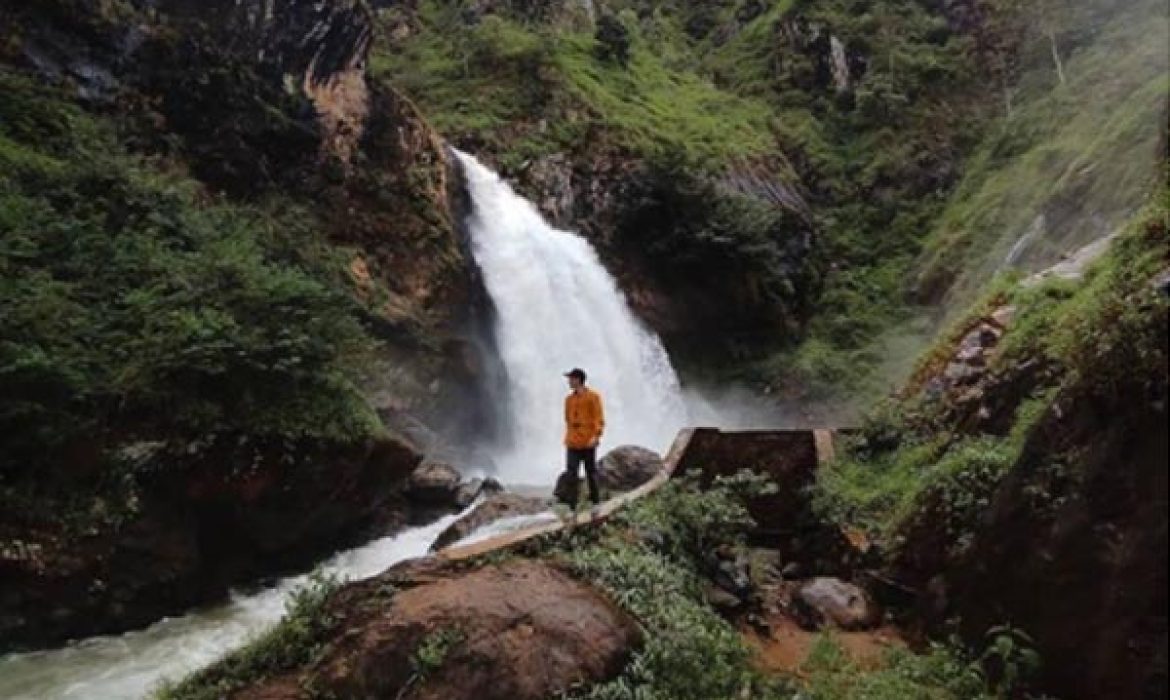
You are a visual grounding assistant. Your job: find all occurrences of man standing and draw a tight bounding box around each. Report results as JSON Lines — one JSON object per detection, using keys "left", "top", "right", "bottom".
{"left": 563, "top": 367, "right": 605, "bottom": 514}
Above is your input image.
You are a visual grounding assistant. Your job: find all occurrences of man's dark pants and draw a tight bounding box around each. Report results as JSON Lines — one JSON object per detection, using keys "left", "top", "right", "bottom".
{"left": 566, "top": 447, "right": 601, "bottom": 506}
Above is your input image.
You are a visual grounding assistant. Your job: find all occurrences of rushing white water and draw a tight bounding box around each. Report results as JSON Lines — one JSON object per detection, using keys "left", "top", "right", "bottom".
{"left": 448, "top": 511, "right": 560, "bottom": 549}
{"left": 0, "top": 509, "right": 470, "bottom": 700}
{"left": 455, "top": 150, "right": 689, "bottom": 484}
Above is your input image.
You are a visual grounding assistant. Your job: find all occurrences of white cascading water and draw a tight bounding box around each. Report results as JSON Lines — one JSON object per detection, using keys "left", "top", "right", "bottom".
{"left": 454, "top": 150, "right": 689, "bottom": 484}
{"left": 0, "top": 508, "right": 471, "bottom": 700}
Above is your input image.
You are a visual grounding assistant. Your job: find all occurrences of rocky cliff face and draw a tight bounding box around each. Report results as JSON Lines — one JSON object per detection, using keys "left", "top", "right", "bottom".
{"left": 370, "top": 1, "right": 828, "bottom": 367}
{"left": 0, "top": 434, "right": 425, "bottom": 651}
{"left": 950, "top": 369, "right": 1167, "bottom": 699}
{"left": 885, "top": 211, "right": 1169, "bottom": 699}
{"left": 5, "top": 0, "right": 475, "bottom": 336}
{"left": 0, "top": 0, "right": 501, "bottom": 649}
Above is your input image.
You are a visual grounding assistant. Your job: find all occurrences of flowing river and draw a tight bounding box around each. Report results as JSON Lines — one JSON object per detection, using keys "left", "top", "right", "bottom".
{"left": 0, "top": 509, "right": 470, "bottom": 700}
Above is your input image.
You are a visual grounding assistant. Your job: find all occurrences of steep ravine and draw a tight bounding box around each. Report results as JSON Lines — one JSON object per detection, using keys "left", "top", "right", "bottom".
{"left": 0, "top": 1, "right": 1166, "bottom": 699}
{"left": 159, "top": 195, "right": 1167, "bottom": 700}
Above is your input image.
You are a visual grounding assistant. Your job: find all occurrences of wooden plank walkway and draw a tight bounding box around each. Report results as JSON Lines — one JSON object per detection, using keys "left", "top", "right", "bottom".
{"left": 437, "top": 429, "right": 697, "bottom": 561}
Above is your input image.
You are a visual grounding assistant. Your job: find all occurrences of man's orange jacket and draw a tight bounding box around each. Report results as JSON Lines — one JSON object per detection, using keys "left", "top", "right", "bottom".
{"left": 564, "top": 387, "right": 605, "bottom": 449}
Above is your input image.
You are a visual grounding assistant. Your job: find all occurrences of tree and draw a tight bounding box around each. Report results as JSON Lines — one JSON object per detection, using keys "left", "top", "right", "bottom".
{"left": 995, "top": 0, "right": 1078, "bottom": 87}
{"left": 595, "top": 13, "right": 631, "bottom": 67}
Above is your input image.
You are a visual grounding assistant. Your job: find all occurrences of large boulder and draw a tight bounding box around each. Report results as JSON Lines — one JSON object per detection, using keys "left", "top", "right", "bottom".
{"left": 235, "top": 559, "right": 640, "bottom": 700}
{"left": 553, "top": 469, "right": 581, "bottom": 506}
{"left": 431, "top": 494, "right": 551, "bottom": 551}
{"left": 405, "top": 461, "right": 463, "bottom": 505}
{"left": 598, "top": 445, "right": 664, "bottom": 491}
{"left": 703, "top": 544, "right": 754, "bottom": 613}
{"left": 453, "top": 477, "right": 504, "bottom": 509}
{"left": 793, "top": 577, "right": 880, "bottom": 631}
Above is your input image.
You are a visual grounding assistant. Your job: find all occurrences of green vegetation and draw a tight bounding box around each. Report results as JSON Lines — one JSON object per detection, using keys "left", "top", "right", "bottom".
{"left": 814, "top": 184, "right": 1168, "bottom": 547}
{"left": 561, "top": 473, "right": 1016, "bottom": 699}
{"left": 799, "top": 625, "right": 1041, "bottom": 700}
{"left": 548, "top": 29, "right": 776, "bottom": 164}
{"left": 916, "top": 0, "right": 1168, "bottom": 307}
{"left": 0, "top": 70, "right": 380, "bottom": 522}
{"left": 392, "top": 625, "right": 468, "bottom": 697}
{"left": 372, "top": 2, "right": 781, "bottom": 166}
{"left": 562, "top": 473, "right": 788, "bottom": 700}
{"left": 817, "top": 434, "right": 1008, "bottom": 544}
{"left": 995, "top": 199, "right": 1169, "bottom": 393}
{"left": 157, "top": 473, "right": 1033, "bottom": 699}
{"left": 155, "top": 572, "right": 341, "bottom": 700}
{"left": 702, "top": 1, "right": 797, "bottom": 98}
{"left": 689, "top": 0, "right": 991, "bottom": 395}
{"left": 410, "top": 626, "right": 465, "bottom": 680}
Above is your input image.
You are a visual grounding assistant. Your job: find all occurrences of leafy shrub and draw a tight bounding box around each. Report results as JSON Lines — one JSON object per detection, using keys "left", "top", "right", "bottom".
{"left": 992, "top": 192, "right": 1168, "bottom": 400}
{"left": 385, "top": 625, "right": 468, "bottom": 698}
{"left": 895, "top": 438, "right": 1016, "bottom": 557}
{"left": 564, "top": 473, "right": 788, "bottom": 700}
{"left": 612, "top": 471, "right": 775, "bottom": 559}
{"left": 566, "top": 540, "right": 785, "bottom": 700}
{"left": 0, "top": 69, "right": 379, "bottom": 491}
{"left": 800, "top": 623, "right": 1043, "bottom": 699}
{"left": 595, "top": 14, "right": 631, "bottom": 66}
{"left": 813, "top": 434, "right": 950, "bottom": 538}
{"left": 411, "top": 627, "right": 465, "bottom": 679}
{"left": 800, "top": 631, "right": 1017, "bottom": 700}
{"left": 615, "top": 150, "right": 818, "bottom": 339}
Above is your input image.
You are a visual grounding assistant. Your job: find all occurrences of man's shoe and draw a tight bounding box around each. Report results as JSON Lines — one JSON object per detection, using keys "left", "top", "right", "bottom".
{"left": 590, "top": 504, "right": 602, "bottom": 521}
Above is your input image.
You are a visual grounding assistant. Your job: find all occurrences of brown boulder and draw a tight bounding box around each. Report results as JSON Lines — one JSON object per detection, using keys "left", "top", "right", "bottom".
{"left": 793, "top": 577, "right": 881, "bottom": 631}
{"left": 598, "top": 445, "right": 664, "bottom": 491}
{"left": 405, "top": 461, "right": 463, "bottom": 505}
{"left": 553, "top": 469, "right": 581, "bottom": 506}
{"left": 453, "top": 476, "right": 504, "bottom": 509}
{"left": 238, "top": 559, "right": 640, "bottom": 700}
{"left": 430, "top": 493, "right": 551, "bottom": 551}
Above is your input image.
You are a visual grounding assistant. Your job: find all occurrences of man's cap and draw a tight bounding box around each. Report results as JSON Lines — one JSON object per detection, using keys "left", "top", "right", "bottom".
{"left": 563, "top": 368, "right": 587, "bottom": 381}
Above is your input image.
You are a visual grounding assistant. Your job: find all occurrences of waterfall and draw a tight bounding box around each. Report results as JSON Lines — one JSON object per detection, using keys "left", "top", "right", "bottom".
{"left": 454, "top": 150, "right": 688, "bottom": 485}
